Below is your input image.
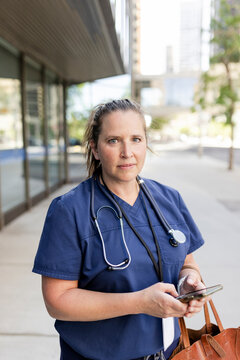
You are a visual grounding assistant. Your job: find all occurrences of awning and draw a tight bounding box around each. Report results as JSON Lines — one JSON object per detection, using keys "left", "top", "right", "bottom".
{"left": 0, "top": 0, "right": 126, "bottom": 83}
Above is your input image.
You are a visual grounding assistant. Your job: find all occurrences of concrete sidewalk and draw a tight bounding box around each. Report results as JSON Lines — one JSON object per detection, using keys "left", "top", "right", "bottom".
{"left": 0, "top": 147, "right": 240, "bottom": 360}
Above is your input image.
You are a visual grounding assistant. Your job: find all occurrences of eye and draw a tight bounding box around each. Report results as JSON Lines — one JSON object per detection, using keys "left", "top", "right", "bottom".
{"left": 108, "top": 138, "right": 118, "bottom": 144}
{"left": 133, "top": 137, "right": 142, "bottom": 143}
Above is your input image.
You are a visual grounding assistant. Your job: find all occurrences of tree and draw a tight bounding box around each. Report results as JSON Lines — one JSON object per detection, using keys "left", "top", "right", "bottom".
{"left": 197, "top": 0, "right": 240, "bottom": 169}
{"left": 67, "top": 83, "right": 90, "bottom": 145}
{"left": 209, "top": 0, "right": 240, "bottom": 170}
{"left": 149, "top": 116, "right": 169, "bottom": 130}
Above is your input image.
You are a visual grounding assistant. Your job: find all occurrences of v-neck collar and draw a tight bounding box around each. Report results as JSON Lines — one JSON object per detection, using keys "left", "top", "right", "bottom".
{"left": 111, "top": 191, "right": 142, "bottom": 215}
{"left": 97, "top": 179, "right": 142, "bottom": 216}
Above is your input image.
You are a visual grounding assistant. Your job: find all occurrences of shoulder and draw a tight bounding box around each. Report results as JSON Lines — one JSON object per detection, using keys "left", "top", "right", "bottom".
{"left": 143, "top": 178, "right": 180, "bottom": 203}
{"left": 49, "top": 178, "right": 92, "bottom": 215}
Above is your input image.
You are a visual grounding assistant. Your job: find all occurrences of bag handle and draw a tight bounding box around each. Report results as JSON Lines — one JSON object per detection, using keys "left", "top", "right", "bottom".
{"left": 179, "top": 317, "right": 190, "bottom": 348}
{"left": 179, "top": 300, "right": 224, "bottom": 349}
{"left": 208, "top": 299, "right": 224, "bottom": 332}
{"left": 202, "top": 299, "right": 224, "bottom": 332}
{"left": 201, "top": 334, "right": 226, "bottom": 358}
{"left": 200, "top": 279, "right": 223, "bottom": 332}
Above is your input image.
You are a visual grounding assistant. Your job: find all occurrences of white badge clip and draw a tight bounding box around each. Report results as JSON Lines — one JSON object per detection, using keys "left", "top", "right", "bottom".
{"left": 162, "top": 317, "right": 174, "bottom": 351}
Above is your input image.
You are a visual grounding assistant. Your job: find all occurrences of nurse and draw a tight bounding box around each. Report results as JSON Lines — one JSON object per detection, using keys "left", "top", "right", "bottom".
{"left": 33, "top": 99, "right": 207, "bottom": 360}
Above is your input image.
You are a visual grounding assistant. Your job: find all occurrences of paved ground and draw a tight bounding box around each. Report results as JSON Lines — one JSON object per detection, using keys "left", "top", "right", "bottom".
{"left": 0, "top": 145, "right": 240, "bottom": 359}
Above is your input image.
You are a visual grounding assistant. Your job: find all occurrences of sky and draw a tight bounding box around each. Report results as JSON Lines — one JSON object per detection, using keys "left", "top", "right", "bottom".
{"left": 70, "top": 0, "right": 211, "bottom": 113}
{"left": 140, "top": 0, "right": 180, "bottom": 74}
{"left": 140, "top": 0, "right": 211, "bottom": 74}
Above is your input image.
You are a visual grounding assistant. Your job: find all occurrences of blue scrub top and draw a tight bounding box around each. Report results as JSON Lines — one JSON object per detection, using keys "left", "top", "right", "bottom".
{"left": 33, "top": 177, "right": 204, "bottom": 360}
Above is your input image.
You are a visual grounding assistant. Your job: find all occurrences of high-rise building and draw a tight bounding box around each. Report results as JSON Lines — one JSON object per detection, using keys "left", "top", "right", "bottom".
{"left": 130, "top": 0, "right": 143, "bottom": 101}
{"left": 179, "top": 0, "right": 203, "bottom": 72}
{"left": 130, "top": 0, "right": 141, "bottom": 75}
{"left": 166, "top": 46, "right": 174, "bottom": 73}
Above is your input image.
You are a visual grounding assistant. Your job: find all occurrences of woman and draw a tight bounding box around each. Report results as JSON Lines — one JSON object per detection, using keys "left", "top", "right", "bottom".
{"left": 33, "top": 99, "right": 206, "bottom": 360}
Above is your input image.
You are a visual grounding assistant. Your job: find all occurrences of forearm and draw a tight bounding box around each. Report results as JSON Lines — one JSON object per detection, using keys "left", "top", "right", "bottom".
{"left": 179, "top": 254, "right": 201, "bottom": 282}
{"left": 42, "top": 277, "right": 188, "bottom": 321}
{"left": 44, "top": 287, "right": 142, "bottom": 321}
{"left": 179, "top": 265, "right": 201, "bottom": 282}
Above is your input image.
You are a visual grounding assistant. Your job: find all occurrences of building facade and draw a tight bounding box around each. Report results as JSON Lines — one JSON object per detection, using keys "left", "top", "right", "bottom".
{"left": 0, "top": 0, "right": 129, "bottom": 229}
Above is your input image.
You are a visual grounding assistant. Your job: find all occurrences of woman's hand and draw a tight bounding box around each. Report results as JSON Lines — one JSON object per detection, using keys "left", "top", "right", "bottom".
{"left": 179, "top": 273, "right": 208, "bottom": 318}
{"left": 139, "top": 282, "right": 188, "bottom": 318}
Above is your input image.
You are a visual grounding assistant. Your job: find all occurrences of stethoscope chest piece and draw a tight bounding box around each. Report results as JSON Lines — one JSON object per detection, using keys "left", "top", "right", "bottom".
{"left": 169, "top": 237, "right": 178, "bottom": 247}
{"left": 168, "top": 229, "right": 186, "bottom": 247}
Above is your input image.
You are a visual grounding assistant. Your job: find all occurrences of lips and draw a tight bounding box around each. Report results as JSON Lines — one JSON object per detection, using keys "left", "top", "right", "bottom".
{"left": 118, "top": 163, "right": 136, "bottom": 169}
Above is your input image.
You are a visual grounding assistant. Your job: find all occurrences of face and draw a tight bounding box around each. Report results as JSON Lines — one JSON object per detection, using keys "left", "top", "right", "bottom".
{"left": 91, "top": 110, "right": 147, "bottom": 186}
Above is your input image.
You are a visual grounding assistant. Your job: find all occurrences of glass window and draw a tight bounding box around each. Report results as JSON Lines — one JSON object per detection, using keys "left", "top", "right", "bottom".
{"left": 0, "top": 42, "right": 25, "bottom": 213}
{"left": 46, "top": 70, "right": 60, "bottom": 187}
{"left": 58, "top": 83, "right": 65, "bottom": 182}
{"left": 25, "top": 57, "right": 45, "bottom": 198}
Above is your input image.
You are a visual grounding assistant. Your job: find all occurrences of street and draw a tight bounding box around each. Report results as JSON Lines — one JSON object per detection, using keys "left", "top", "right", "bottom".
{"left": 0, "top": 147, "right": 240, "bottom": 359}
{"left": 187, "top": 146, "right": 240, "bottom": 167}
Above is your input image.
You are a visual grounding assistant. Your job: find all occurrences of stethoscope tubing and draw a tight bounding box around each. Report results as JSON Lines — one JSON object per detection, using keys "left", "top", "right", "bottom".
{"left": 92, "top": 175, "right": 172, "bottom": 235}
{"left": 94, "top": 216, "right": 131, "bottom": 270}
{"left": 137, "top": 176, "right": 172, "bottom": 233}
{"left": 91, "top": 175, "right": 186, "bottom": 270}
{"left": 137, "top": 176, "right": 186, "bottom": 245}
{"left": 91, "top": 179, "right": 131, "bottom": 270}
{"left": 91, "top": 177, "right": 123, "bottom": 219}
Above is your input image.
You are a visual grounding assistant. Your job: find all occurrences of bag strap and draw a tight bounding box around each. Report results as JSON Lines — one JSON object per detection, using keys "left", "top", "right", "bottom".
{"left": 204, "top": 299, "right": 212, "bottom": 333}
{"left": 201, "top": 278, "right": 224, "bottom": 332}
{"left": 179, "top": 300, "right": 224, "bottom": 349}
{"left": 200, "top": 279, "right": 212, "bottom": 332}
{"left": 201, "top": 334, "right": 226, "bottom": 358}
{"left": 204, "top": 299, "right": 224, "bottom": 332}
{"left": 179, "top": 317, "right": 190, "bottom": 348}
{"left": 208, "top": 299, "right": 224, "bottom": 332}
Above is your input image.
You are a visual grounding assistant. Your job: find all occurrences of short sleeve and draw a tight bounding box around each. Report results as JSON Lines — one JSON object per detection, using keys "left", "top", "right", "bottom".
{"left": 177, "top": 192, "right": 205, "bottom": 254}
{"left": 32, "top": 197, "right": 82, "bottom": 280}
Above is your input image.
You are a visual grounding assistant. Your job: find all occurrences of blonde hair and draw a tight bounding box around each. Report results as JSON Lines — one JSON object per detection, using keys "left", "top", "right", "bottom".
{"left": 84, "top": 99, "right": 146, "bottom": 178}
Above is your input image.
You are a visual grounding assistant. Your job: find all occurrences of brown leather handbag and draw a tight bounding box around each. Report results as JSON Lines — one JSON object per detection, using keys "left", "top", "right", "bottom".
{"left": 169, "top": 299, "right": 240, "bottom": 359}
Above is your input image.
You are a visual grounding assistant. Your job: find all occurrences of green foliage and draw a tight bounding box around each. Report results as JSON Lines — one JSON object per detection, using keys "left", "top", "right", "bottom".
{"left": 216, "top": 84, "right": 238, "bottom": 108}
{"left": 193, "top": 71, "right": 217, "bottom": 111}
{"left": 180, "top": 127, "right": 191, "bottom": 136}
{"left": 208, "top": 119, "right": 231, "bottom": 137}
{"left": 67, "top": 83, "right": 90, "bottom": 143}
{"left": 150, "top": 116, "right": 169, "bottom": 130}
{"left": 210, "top": 0, "right": 240, "bottom": 65}
{"left": 68, "top": 112, "right": 89, "bottom": 143}
{"left": 194, "top": 0, "right": 240, "bottom": 127}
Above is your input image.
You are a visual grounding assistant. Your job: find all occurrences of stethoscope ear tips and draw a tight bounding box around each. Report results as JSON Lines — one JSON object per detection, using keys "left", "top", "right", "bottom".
{"left": 169, "top": 237, "right": 178, "bottom": 247}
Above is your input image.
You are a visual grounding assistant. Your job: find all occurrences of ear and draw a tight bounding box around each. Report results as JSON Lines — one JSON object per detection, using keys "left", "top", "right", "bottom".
{"left": 90, "top": 140, "right": 100, "bottom": 160}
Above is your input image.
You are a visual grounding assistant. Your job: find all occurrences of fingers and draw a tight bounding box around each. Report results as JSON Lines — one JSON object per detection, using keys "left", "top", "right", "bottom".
{"left": 185, "top": 276, "right": 204, "bottom": 290}
{"left": 159, "top": 283, "right": 179, "bottom": 298}
{"left": 181, "top": 276, "right": 206, "bottom": 295}
{"left": 141, "top": 282, "right": 189, "bottom": 318}
{"left": 185, "top": 276, "right": 197, "bottom": 287}
{"left": 172, "top": 298, "right": 188, "bottom": 316}
{"left": 161, "top": 296, "right": 188, "bottom": 318}
{"left": 184, "top": 298, "right": 205, "bottom": 317}
{"left": 155, "top": 283, "right": 188, "bottom": 316}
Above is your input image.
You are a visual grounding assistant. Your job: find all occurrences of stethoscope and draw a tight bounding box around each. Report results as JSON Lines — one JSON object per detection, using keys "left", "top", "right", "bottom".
{"left": 91, "top": 175, "right": 186, "bottom": 272}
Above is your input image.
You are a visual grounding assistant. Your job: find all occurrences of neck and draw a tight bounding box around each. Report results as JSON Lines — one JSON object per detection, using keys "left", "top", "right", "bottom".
{"left": 100, "top": 175, "right": 139, "bottom": 206}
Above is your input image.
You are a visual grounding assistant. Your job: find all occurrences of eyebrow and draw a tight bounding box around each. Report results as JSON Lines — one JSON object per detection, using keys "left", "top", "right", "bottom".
{"left": 105, "top": 135, "right": 144, "bottom": 140}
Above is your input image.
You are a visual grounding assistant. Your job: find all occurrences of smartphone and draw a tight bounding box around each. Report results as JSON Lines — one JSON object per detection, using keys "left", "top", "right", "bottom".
{"left": 176, "top": 284, "right": 223, "bottom": 303}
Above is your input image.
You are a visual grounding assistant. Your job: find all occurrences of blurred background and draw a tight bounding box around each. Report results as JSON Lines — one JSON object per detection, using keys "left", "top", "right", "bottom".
{"left": 0, "top": 1, "right": 240, "bottom": 359}
{"left": 0, "top": 0, "right": 240, "bottom": 227}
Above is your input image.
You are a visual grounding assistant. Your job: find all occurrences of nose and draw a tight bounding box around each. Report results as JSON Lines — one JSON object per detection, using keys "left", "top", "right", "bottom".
{"left": 120, "top": 142, "right": 133, "bottom": 158}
